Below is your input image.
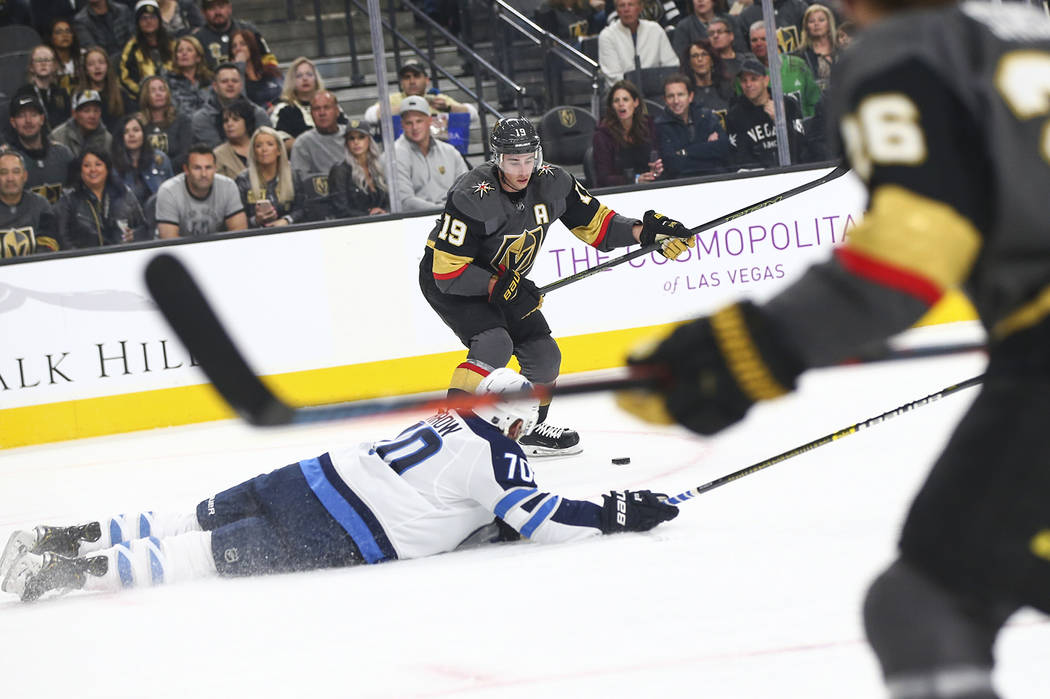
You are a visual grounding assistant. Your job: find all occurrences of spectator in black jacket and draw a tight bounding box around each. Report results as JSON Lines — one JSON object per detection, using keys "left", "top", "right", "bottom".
{"left": 192, "top": 0, "right": 276, "bottom": 72}
{"left": 25, "top": 45, "right": 71, "bottom": 130}
{"left": 656, "top": 73, "right": 728, "bottom": 178}
{"left": 329, "top": 120, "right": 389, "bottom": 219}
{"left": 679, "top": 39, "right": 731, "bottom": 114}
{"left": 74, "top": 0, "right": 133, "bottom": 56}
{"left": 230, "top": 27, "right": 282, "bottom": 110}
{"left": 0, "top": 150, "right": 59, "bottom": 258}
{"left": 725, "top": 57, "right": 804, "bottom": 169}
{"left": 7, "top": 87, "right": 75, "bottom": 205}
{"left": 139, "top": 74, "right": 194, "bottom": 171}
{"left": 55, "top": 146, "right": 148, "bottom": 249}
{"left": 46, "top": 18, "right": 82, "bottom": 92}
{"left": 534, "top": 0, "right": 605, "bottom": 40}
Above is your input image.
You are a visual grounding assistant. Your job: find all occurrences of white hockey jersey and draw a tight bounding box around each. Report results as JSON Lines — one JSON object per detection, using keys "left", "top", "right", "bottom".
{"left": 306, "top": 410, "right": 604, "bottom": 563}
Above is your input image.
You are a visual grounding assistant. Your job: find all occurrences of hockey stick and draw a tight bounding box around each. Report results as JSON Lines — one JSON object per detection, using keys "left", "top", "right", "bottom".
{"left": 147, "top": 252, "right": 984, "bottom": 427}
{"left": 145, "top": 253, "right": 659, "bottom": 426}
{"left": 662, "top": 374, "right": 984, "bottom": 505}
{"left": 539, "top": 165, "right": 851, "bottom": 295}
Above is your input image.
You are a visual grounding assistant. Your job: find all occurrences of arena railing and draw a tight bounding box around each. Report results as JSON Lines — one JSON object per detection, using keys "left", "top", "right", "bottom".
{"left": 484, "top": 0, "right": 605, "bottom": 118}
{"left": 311, "top": 0, "right": 528, "bottom": 158}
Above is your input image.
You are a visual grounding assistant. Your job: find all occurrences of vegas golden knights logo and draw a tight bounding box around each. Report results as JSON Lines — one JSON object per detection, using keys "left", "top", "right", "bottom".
{"left": 491, "top": 226, "right": 544, "bottom": 274}
{"left": 777, "top": 26, "right": 801, "bottom": 54}
{"left": 147, "top": 133, "right": 169, "bottom": 154}
{"left": 1, "top": 227, "right": 35, "bottom": 258}
{"left": 312, "top": 175, "right": 329, "bottom": 196}
{"left": 558, "top": 109, "right": 577, "bottom": 129}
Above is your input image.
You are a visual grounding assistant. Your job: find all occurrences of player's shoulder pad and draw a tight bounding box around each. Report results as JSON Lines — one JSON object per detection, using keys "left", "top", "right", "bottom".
{"left": 533, "top": 162, "right": 575, "bottom": 198}
{"left": 449, "top": 163, "right": 504, "bottom": 222}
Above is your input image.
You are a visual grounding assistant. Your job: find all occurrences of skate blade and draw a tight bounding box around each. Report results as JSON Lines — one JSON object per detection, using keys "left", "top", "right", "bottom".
{"left": 0, "top": 551, "right": 39, "bottom": 598}
{"left": 522, "top": 445, "right": 584, "bottom": 458}
{"left": 0, "top": 531, "right": 35, "bottom": 583}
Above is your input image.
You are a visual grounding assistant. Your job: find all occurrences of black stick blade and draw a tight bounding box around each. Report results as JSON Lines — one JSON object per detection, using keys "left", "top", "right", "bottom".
{"left": 145, "top": 253, "right": 294, "bottom": 426}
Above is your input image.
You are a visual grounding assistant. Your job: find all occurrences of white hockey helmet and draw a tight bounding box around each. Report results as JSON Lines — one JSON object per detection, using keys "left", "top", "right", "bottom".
{"left": 474, "top": 368, "right": 539, "bottom": 439}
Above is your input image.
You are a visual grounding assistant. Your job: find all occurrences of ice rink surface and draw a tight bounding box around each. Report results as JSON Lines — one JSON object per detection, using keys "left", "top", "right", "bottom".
{"left": 1, "top": 324, "right": 1046, "bottom": 698}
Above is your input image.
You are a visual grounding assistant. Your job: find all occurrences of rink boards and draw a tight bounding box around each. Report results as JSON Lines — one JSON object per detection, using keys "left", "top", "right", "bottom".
{"left": 0, "top": 166, "right": 975, "bottom": 447}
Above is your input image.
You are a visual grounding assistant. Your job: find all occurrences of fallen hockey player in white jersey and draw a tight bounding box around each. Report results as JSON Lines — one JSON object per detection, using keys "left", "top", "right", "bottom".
{"left": 0, "top": 369, "right": 678, "bottom": 602}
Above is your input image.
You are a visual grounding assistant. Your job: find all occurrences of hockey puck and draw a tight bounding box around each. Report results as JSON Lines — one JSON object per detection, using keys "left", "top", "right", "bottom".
{"left": 611, "top": 457, "right": 631, "bottom": 465}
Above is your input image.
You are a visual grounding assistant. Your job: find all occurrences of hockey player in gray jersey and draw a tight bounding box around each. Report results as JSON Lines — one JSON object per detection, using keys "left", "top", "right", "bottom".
{"left": 617, "top": 0, "right": 1050, "bottom": 696}
{"left": 0, "top": 369, "right": 678, "bottom": 603}
{"left": 420, "top": 116, "right": 696, "bottom": 458}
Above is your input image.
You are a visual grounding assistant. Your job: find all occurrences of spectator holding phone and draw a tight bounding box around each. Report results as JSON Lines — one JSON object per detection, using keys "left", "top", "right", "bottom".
{"left": 235, "top": 126, "right": 307, "bottom": 228}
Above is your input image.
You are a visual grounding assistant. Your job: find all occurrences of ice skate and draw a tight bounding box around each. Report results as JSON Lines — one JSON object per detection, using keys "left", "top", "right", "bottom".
{"left": 0, "top": 523, "right": 103, "bottom": 583}
{"left": 1, "top": 522, "right": 101, "bottom": 562}
{"left": 519, "top": 422, "right": 582, "bottom": 457}
{"left": 1, "top": 551, "right": 107, "bottom": 602}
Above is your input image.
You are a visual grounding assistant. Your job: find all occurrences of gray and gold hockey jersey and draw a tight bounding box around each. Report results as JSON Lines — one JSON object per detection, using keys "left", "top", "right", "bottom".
{"left": 424, "top": 163, "right": 640, "bottom": 295}
{"left": 764, "top": 1, "right": 1050, "bottom": 366}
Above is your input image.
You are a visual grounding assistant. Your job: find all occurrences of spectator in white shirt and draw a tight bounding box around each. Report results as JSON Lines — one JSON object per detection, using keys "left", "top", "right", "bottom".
{"left": 597, "top": 0, "right": 678, "bottom": 88}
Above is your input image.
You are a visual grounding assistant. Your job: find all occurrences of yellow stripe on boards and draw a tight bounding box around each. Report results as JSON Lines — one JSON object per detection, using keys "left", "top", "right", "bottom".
{"left": 0, "top": 294, "right": 978, "bottom": 449}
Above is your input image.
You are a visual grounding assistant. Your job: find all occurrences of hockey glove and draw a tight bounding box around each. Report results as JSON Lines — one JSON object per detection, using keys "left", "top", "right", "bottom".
{"left": 616, "top": 301, "right": 805, "bottom": 435}
{"left": 490, "top": 268, "right": 543, "bottom": 320}
{"left": 599, "top": 490, "right": 679, "bottom": 534}
{"left": 639, "top": 210, "right": 695, "bottom": 260}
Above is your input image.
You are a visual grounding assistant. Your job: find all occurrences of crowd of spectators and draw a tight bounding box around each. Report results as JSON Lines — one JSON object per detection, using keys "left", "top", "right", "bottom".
{"left": 0, "top": 0, "right": 844, "bottom": 260}
{"left": 585, "top": 0, "right": 846, "bottom": 183}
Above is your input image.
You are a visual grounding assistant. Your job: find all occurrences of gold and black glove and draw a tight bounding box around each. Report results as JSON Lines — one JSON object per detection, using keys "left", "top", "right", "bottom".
{"left": 616, "top": 302, "right": 804, "bottom": 435}
{"left": 489, "top": 268, "right": 543, "bottom": 320}
{"left": 639, "top": 210, "right": 695, "bottom": 260}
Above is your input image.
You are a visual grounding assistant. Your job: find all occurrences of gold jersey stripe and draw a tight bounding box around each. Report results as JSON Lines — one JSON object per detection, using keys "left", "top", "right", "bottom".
{"left": 993, "top": 284, "right": 1050, "bottom": 340}
{"left": 710, "top": 305, "right": 789, "bottom": 402}
{"left": 430, "top": 243, "right": 475, "bottom": 276}
{"left": 569, "top": 204, "right": 612, "bottom": 246}
{"left": 847, "top": 185, "right": 981, "bottom": 292}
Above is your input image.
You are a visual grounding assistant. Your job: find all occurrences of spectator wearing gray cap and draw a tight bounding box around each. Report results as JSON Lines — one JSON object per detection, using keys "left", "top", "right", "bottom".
{"left": 289, "top": 91, "right": 347, "bottom": 178}
{"left": 329, "top": 119, "right": 389, "bottom": 219}
{"left": 74, "top": 0, "right": 134, "bottom": 57}
{"left": 393, "top": 96, "right": 468, "bottom": 212}
{"left": 7, "top": 87, "right": 74, "bottom": 205}
{"left": 724, "top": 57, "right": 805, "bottom": 169}
{"left": 50, "top": 90, "right": 114, "bottom": 159}
{"left": 364, "top": 62, "right": 478, "bottom": 127}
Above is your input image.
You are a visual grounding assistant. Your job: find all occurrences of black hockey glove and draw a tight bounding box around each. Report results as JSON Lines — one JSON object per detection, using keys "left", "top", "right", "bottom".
{"left": 639, "top": 210, "right": 695, "bottom": 260}
{"left": 490, "top": 268, "right": 543, "bottom": 320}
{"left": 600, "top": 490, "right": 679, "bottom": 534}
{"left": 616, "top": 301, "right": 805, "bottom": 435}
